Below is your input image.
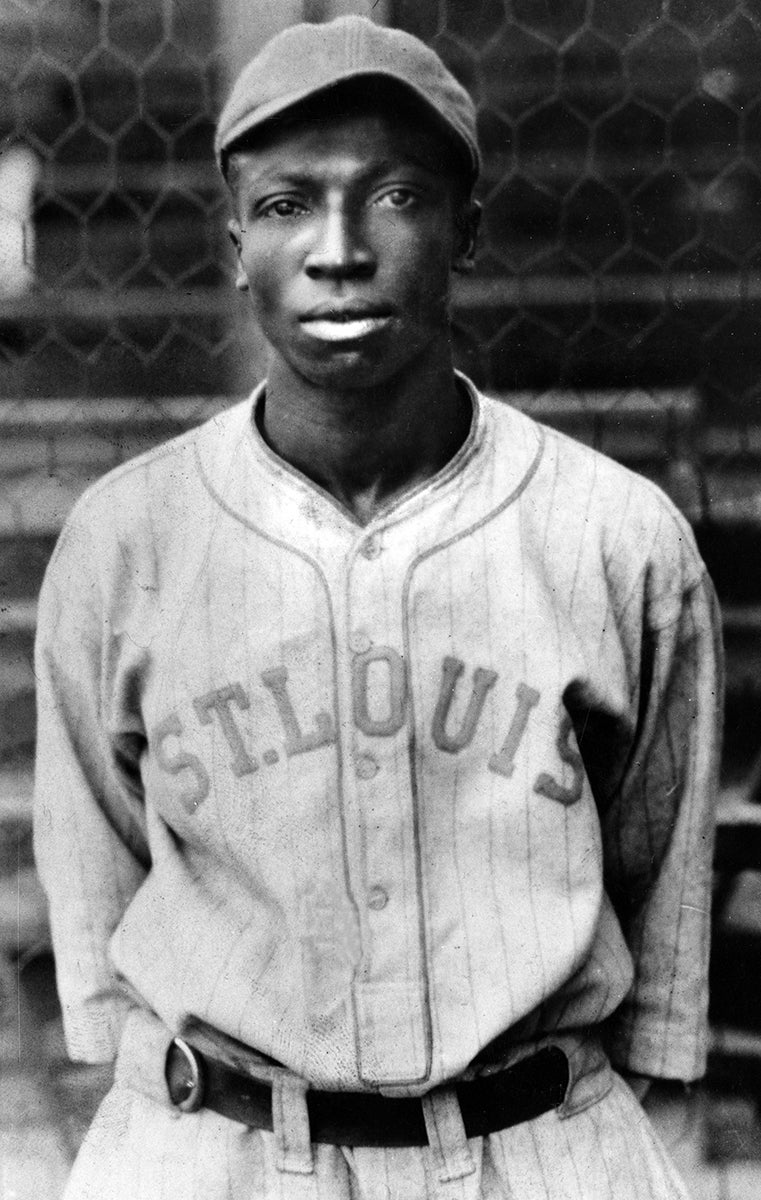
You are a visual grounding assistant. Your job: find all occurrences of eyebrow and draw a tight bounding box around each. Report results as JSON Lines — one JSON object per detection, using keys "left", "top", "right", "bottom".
{"left": 243, "top": 155, "right": 441, "bottom": 193}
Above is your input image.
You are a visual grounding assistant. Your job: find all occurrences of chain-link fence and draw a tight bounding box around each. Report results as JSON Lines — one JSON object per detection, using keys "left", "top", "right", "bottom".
{"left": 6, "top": 1, "right": 760, "bottom": 412}
{"left": 391, "top": 0, "right": 761, "bottom": 792}
{"left": 391, "top": 2, "right": 761, "bottom": 1072}
{"left": 2, "top": 0, "right": 761, "bottom": 948}
{"left": 0, "top": 0, "right": 255, "bottom": 401}
{"left": 1, "top": 1, "right": 761, "bottom": 1180}
{"left": 3, "top": 2, "right": 760, "bottom": 412}
{"left": 399, "top": 0, "right": 761, "bottom": 406}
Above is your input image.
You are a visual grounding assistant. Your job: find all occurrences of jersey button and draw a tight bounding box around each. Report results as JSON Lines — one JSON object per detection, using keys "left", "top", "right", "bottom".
{"left": 350, "top": 629, "right": 372, "bottom": 654}
{"left": 355, "top": 753, "right": 379, "bottom": 780}
{"left": 368, "top": 887, "right": 389, "bottom": 911}
{"left": 361, "top": 534, "right": 382, "bottom": 560}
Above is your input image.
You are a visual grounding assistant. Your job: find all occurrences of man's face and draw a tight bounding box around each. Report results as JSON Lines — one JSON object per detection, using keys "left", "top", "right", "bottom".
{"left": 228, "top": 105, "right": 477, "bottom": 391}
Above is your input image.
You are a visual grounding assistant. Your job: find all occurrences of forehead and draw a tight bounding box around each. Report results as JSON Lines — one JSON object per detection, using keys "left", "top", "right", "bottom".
{"left": 233, "top": 110, "right": 451, "bottom": 185}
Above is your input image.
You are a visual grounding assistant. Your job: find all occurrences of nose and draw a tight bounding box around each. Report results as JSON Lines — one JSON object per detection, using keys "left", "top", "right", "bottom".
{"left": 304, "top": 204, "right": 375, "bottom": 281}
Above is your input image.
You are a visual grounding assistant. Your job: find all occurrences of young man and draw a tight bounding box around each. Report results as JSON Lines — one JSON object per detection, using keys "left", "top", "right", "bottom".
{"left": 34, "top": 16, "right": 723, "bottom": 1200}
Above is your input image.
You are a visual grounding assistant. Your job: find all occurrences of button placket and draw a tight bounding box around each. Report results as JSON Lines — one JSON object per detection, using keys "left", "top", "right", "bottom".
{"left": 348, "top": 543, "right": 392, "bottom": 934}
{"left": 346, "top": 539, "right": 430, "bottom": 1083}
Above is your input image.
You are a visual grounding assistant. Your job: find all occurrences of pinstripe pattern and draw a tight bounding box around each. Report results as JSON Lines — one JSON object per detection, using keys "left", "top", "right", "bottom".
{"left": 62, "top": 1072, "right": 691, "bottom": 1199}
{"left": 34, "top": 377, "right": 721, "bottom": 1196}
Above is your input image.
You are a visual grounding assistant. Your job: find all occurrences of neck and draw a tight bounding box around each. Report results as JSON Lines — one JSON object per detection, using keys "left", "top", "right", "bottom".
{"left": 259, "top": 340, "right": 471, "bottom": 525}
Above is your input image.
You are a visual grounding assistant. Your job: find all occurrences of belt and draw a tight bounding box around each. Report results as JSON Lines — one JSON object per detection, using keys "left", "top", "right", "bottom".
{"left": 165, "top": 1038, "right": 569, "bottom": 1146}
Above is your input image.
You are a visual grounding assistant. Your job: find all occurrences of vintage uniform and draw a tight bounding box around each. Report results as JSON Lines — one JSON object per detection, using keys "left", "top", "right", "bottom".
{"left": 34, "top": 378, "right": 722, "bottom": 1199}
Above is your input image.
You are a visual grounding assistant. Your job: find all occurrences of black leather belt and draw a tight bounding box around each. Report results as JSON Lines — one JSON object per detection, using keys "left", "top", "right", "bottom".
{"left": 165, "top": 1038, "right": 569, "bottom": 1146}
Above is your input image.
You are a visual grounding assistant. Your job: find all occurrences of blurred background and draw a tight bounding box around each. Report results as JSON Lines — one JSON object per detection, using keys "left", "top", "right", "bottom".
{"left": 1, "top": 0, "right": 761, "bottom": 1195}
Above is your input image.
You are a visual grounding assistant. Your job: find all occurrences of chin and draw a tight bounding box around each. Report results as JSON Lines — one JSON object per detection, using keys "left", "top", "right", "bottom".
{"left": 308, "top": 369, "right": 392, "bottom": 393}
{"left": 294, "top": 352, "right": 404, "bottom": 392}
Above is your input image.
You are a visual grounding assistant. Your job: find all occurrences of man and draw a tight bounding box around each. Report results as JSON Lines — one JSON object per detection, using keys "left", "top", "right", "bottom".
{"left": 34, "top": 16, "right": 722, "bottom": 1199}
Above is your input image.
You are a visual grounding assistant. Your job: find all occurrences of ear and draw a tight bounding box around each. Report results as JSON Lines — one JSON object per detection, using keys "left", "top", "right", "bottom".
{"left": 228, "top": 218, "right": 249, "bottom": 292}
{"left": 452, "top": 200, "right": 481, "bottom": 275}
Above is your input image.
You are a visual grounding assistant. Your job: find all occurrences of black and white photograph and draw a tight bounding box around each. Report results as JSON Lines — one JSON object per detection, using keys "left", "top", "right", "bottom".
{"left": 0, "top": 2, "right": 760, "bottom": 1197}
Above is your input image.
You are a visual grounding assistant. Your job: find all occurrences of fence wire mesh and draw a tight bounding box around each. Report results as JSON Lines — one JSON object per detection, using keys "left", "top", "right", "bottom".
{"left": 1, "top": 9, "right": 761, "bottom": 1177}
{"left": 1, "top": 2, "right": 760, "bottom": 418}
{"left": 1, "top": 0, "right": 761, "bottom": 915}
{"left": 395, "top": 1, "right": 761, "bottom": 415}
{"left": 390, "top": 0, "right": 761, "bottom": 795}
{"left": 0, "top": 0, "right": 256, "bottom": 403}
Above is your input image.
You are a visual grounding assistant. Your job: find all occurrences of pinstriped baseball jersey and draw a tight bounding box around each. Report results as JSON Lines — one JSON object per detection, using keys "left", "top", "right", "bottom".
{"left": 34, "top": 377, "right": 722, "bottom": 1102}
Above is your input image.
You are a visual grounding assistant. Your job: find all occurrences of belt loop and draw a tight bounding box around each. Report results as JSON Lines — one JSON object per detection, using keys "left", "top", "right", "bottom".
{"left": 116, "top": 1006, "right": 177, "bottom": 1113}
{"left": 421, "top": 1086, "right": 476, "bottom": 1183}
{"left": 271, "top": 1073, "right": 314, "bottom": 1175}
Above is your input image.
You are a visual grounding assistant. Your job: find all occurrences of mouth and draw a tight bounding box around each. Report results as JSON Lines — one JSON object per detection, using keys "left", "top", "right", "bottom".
{"left": 300, "top": 306, "right": 393, "bottom": 343}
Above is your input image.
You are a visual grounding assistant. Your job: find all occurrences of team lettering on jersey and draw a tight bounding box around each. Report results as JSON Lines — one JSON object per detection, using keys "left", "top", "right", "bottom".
{"left": 152, "top": 651, "right": 584, "bottom": 813}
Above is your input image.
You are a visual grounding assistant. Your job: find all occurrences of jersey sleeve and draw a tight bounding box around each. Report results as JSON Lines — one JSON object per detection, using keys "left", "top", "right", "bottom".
{"left": 600, "top": 561, "right": 724, "bottom": 1084}
{"left": 33, "top": 510, "right": 150, "bottom": 1063}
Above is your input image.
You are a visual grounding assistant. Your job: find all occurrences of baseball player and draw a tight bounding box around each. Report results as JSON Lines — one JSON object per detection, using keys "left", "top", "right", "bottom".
{"left": 34, "top": 16, "right": 723, "bottom": 1200}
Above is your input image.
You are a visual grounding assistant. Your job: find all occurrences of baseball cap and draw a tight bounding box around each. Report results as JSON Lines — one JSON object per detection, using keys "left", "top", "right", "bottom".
{"left": 215, "top": 15, "right": 480, "bottom": 184}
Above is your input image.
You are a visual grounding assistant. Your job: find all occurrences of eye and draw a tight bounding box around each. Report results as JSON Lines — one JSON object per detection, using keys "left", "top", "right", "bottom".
{"left": 259, "top": 197, "right": 308, "bottom": 219}
{"left": 376, "top": 188, "right": 418, "bottom": 210}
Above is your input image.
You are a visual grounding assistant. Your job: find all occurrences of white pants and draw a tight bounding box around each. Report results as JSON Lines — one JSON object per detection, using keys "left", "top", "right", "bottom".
{"left": 63, "top": 1070, "right": 692, "bottom": 1200}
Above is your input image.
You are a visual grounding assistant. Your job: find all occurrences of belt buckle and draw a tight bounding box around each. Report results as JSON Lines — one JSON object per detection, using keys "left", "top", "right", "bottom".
{"left": 166, "top": 1037, "right": 206, "bottom": 1113}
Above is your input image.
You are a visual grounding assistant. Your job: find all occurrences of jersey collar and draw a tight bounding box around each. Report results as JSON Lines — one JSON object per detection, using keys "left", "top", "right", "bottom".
{"left": 194, "top": 374, "right": 544, "bottom": 558}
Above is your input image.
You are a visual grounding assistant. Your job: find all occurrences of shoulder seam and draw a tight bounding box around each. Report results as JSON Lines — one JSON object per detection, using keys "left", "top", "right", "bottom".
{"left": 62, "top": 399, "right": 252, "bottom": 518}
